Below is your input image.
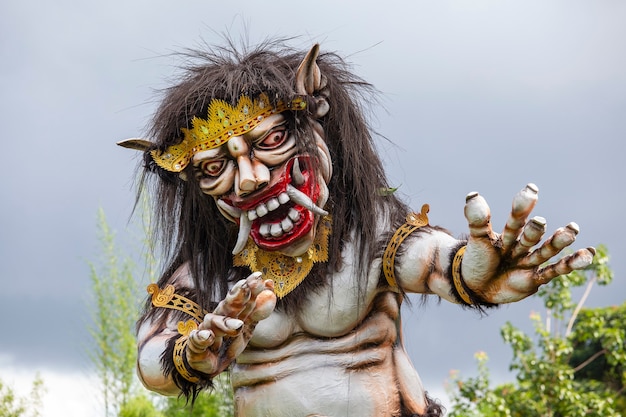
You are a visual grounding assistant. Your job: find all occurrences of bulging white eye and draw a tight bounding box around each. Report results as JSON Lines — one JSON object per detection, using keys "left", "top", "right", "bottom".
{"left": 200, "top": 159, "right": 226, "bottom": 177}
{"left": 257, "top": 127, "right": 288, "bottom": 150}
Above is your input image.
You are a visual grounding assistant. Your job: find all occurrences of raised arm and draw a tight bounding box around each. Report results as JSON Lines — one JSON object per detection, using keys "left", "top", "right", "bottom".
{"left": 393, "top": 184, "right": 595, "bottom": 306}
{"left": 136, "top": 265, "right": 276, "bottom": 396}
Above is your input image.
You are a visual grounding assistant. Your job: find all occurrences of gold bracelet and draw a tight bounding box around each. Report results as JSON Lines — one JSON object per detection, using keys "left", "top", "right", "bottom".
{"left": 382, "top": 204, "right": 430, "bottom": 288}
{"left": 452, "top": 246, "right": 473, "bottom": 305}
{"left": 173, "top": 335, "right": 200, "bottom": 384}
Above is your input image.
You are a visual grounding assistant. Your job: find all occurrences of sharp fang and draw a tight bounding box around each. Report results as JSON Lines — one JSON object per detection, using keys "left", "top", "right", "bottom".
{"left": 232, "top": 212, "right": 252, "bottom": 255}
{"left": 278, "top": 192, "right": 290, "bottom": 204}
{"left": 266, "top": 198, "right": 280, "bottom": 211}
{"left": 288, "top": 208, "right": 300, "bottom": 222}
{"left": 217, "top": 199, "right": 242, "bottom": 220}
{"left": 270, "top": 223, "right": 283, "bottom": 237}
{"left": 256, "top": 203, "right": 269, "bottom": 217}
{"left": 292, "top": 157, "right": 306, "bottom": 186}
{"left": 286, "top": 185, "right": 328, "bottom": 216}
{"left": 281, "top": 217, "right": 294, "bottom": 232}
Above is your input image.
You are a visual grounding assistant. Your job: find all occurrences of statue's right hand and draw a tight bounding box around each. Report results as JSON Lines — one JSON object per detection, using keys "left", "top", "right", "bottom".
{"left": 186, "top": 271, "right": 276, "bottom": 375}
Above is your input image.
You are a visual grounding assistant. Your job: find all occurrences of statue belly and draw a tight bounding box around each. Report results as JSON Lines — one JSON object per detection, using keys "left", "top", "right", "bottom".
{"left": 233, "top": 345, "right": 400, "bottom": 417}
{"left": 233, "top": 310, "right": 401, "bottom": 416}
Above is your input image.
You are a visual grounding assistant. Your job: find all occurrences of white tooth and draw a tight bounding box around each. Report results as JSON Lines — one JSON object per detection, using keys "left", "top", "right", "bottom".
{"left": 281, "top": 217, "right": 294, "bottom": 232}
{"left": 270, "top": 223, "right": 283, "bottom": 237}
{"left": 292, "top": 157, "right": 306, "bottom": 186}
{"left": 232, "top": 212, "right": 252, "bottom": 255}
{"left": 278, "top": 192, "right": 290, "bottom": 204}
{"left": 217, "top": 199, "right": 242, "bottom": 219}
{"left": 288, "top": 208, "right": 300, "bottom": 222}
{"left": 256, "top": 203, "right": 269, "bottom": 217}
{"left": 248, "top": 209, "right": 258, "bottom": 221}
{"left": 267, "top": 198, "right": 280, "bottom": 211}
{"left": 260, "top": 223, "right": 271, "bottom": 237}
{"left": 286, "top": 185, "right": 328, "bottom": 216}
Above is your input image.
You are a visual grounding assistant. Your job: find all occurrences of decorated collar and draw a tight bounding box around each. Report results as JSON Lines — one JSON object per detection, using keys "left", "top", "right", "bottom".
{"left": 233, "top": 216, "right": 331, "bottom": 298}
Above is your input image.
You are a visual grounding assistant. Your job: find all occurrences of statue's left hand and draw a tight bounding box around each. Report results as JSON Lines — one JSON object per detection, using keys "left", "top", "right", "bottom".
{"left": 460, "top": 183, "right": 595, "bottom": 304}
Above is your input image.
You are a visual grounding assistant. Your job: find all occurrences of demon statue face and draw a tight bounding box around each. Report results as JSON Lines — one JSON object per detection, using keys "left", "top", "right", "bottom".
{"left": 192, "top": 109, "right": 332, "bottom": 258}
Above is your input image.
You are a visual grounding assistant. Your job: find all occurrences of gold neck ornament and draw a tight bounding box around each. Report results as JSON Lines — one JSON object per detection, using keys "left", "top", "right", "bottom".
{"left": 233, "top": 216, "right": 332, "bottom": 298}
{"left": 151, "top": 93, "right": 307, "bottom": 172}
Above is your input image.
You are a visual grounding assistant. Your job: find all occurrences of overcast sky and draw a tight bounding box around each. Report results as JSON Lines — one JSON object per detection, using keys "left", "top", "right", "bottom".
{"left": 1, "top": 1, "right": 625, "bottom": 415}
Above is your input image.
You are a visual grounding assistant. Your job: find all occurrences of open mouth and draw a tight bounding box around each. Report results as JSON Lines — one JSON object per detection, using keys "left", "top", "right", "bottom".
{"left": 218, "top": 156, "right": 327, "bottom": 254}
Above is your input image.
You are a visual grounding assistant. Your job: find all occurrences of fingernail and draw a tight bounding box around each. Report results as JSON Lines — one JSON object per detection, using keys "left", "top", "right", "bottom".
{"left": 566, "top": 222, "right": 580, "bottom": 234}
{"left": 466, "top": 191, "right": 479, "bottom": 202}
{"left": 225, "top": 318, "right": 244, "bottom": 330}
{"left": 530, "top": 216, "right": 546, "bottom": 227}
{"left": 525, "top": 183, "right": 539, "bottom": 194}
{"left": 197, "top": 330, "right": 212, "bottom": 342}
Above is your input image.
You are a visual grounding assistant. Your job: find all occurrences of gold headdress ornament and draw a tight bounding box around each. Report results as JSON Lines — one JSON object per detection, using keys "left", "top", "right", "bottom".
{"left": 151, "top": 93, "right": 307, "bottom": 172}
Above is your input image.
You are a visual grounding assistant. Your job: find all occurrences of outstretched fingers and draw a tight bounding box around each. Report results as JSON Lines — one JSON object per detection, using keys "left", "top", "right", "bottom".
{"left": 464, "top": 192, "right": 496, "bottom": 241}
{"left": 510, "top": 216, "right": 547, "bottom": 259}
{"left": 519, "top": 222, "right": 580, "bottom": 268}
{"left": 536, "top": 247, "right": 596, "bottom": 284}
{"left": 501, "top": 184, "right": 539, "bottom": 252}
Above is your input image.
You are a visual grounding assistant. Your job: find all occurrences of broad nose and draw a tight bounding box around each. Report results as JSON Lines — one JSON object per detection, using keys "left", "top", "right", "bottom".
{"left": 235, "top": 157, "right": 270, "bottom": 196}
{"left": 228, "top": 137, "right": 270, "bottom": 196}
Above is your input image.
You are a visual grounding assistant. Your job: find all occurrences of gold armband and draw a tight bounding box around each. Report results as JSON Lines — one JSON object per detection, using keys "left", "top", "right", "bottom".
{"left": 382, "top": 204, "right": 430, "bottom": 288}
{"left": 147, "top": 283, "right": 209, "bottom": 322}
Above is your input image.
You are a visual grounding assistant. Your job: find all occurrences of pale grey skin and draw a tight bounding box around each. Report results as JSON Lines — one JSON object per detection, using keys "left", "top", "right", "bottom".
{"left": 134, "top": 45, "right": 595, "bottom": 416}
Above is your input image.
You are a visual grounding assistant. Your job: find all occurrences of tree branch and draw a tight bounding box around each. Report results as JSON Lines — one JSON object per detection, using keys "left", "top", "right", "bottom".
{"left": 566, "top": 275, "right": 596, "bottom": 337}
{"left": 573, "top": 348, "right": 607, "bottom": 373}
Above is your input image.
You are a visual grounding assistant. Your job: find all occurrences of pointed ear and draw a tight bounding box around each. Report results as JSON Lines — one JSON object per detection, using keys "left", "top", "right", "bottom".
{"left": 296, "top": 44, "right": 330, "bottom": 118}
{"left": 296, "top": 44, "right": 322, "bottom": 95}
{"left": 116, "top": 138, "right": 154, "bottom": 152}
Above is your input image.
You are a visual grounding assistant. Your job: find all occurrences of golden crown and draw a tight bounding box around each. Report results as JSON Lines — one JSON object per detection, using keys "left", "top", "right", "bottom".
{"left": 150, "top": 93, "right": 307, "bottom": 172}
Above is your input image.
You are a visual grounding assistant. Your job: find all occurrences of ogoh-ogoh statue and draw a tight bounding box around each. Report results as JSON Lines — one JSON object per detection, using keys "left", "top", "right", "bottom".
{"left": 119, "top": 42, "right": 595, "bottom": 417}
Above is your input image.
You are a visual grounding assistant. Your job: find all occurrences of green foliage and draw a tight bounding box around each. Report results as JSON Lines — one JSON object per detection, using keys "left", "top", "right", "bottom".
{"left": 88, "top": 208, "right": 143, "bottom": 416}
{"left": 448, "top": 245, "right": 625, "bottom": 417}
{"left": 449, "top": 352, "right": 511, "bottom": 417}
{"left": 118, "top": 394, "right": 164, "bottom": 417}
{"left": 0, "top": 375, "right": 45, "bottom": 417}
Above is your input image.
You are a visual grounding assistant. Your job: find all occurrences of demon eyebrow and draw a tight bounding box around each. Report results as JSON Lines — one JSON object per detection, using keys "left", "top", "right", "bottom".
{"left": 192, "top": 147, "right": 227, "bottom": 165}
{"left": 251, "top": 120, "right": 288, "bottom": 143}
